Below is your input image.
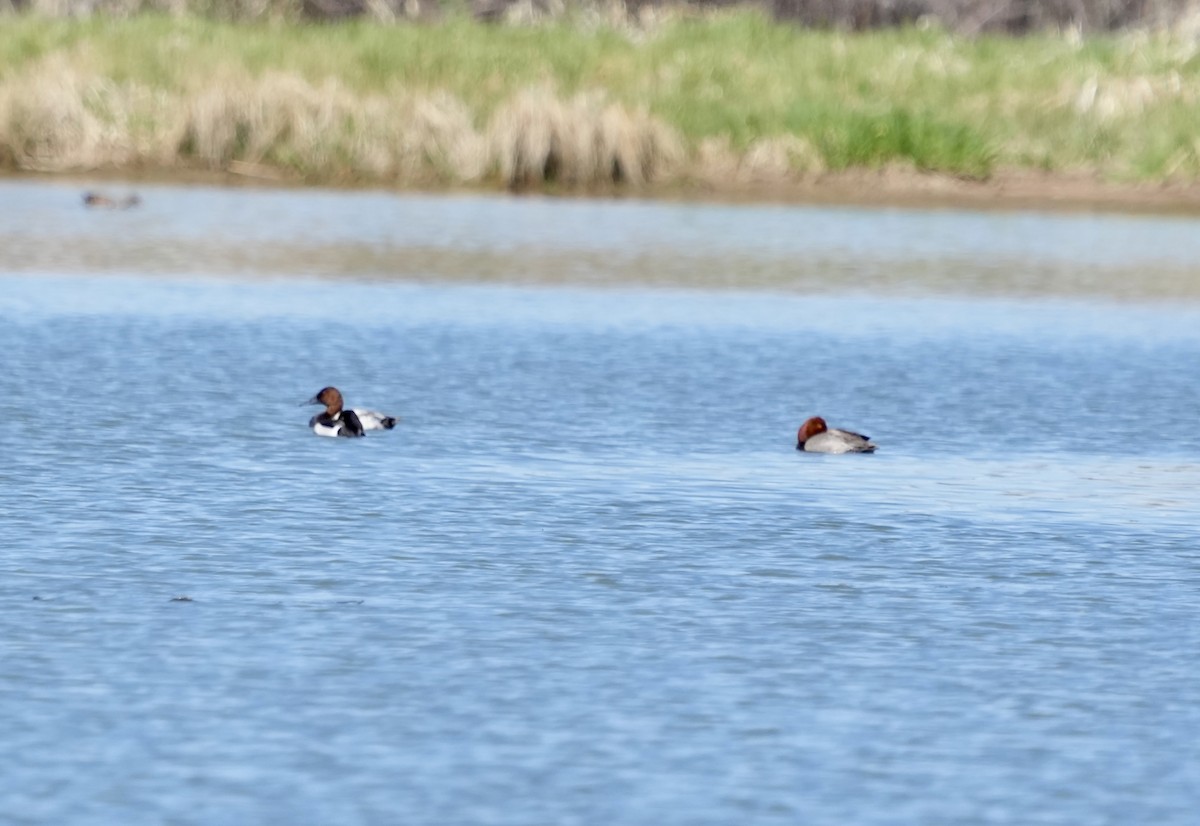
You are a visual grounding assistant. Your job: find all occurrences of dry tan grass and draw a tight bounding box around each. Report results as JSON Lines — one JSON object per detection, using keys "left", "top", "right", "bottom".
{"left": 406, "top": 92, "right": 490, "bottom": 181}
{"left": 1068, "top": 72, "right": 1195, "bottom": 121}
{"left": 695, "top": 134, "right": 824, "bottom": 185}
{"left": 0, "top": 60, "right": 167, "bottom": 171}
{"left": 741, "top": 135, "right": 825, "bottom": 179}
{"left": 488, "top": 86, "right": 681, "bottom": 188}
{"left": 0, "top": 62, "right": 688, "bottom": 187}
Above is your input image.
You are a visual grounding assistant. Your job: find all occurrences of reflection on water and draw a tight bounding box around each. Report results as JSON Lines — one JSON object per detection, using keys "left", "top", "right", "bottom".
{"left": 2, "top": 180, "right": 1200, "bottom": 298}
{"left": 1, "top": 181, "right": 1199, "bottom": 825}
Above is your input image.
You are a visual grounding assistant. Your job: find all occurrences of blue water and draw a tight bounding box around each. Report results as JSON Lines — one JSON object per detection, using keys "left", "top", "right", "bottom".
{"left": 1, "top": 182, "right": 1199, "bottom": 825}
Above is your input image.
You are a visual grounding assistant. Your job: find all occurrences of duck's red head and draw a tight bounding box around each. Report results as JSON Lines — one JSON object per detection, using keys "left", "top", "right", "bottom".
{"left": 306, "top": 386, "right": 344, "bottom": 415}
{"left": 797, "top": 416, "right": 828, "bottom": 447}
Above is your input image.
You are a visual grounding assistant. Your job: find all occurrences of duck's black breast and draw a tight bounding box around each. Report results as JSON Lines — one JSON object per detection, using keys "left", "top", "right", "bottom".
{"left": 339, "top": 410, "right": 365, "bottom": 437}
{"left": 310, "top": 411, "right": 364, "bottom": 437}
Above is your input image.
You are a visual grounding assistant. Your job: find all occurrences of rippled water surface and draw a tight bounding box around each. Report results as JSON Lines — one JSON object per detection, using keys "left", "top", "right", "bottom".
{"left": 2, "top": 181, "right": 1199, "bottom": 825}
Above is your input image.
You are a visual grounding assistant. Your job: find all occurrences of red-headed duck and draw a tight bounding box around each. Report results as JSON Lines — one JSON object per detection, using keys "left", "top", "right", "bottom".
{"left": 305, "top": 387, "right": 397, "bottom": 438}
{"left": 796, "top": 416, "right": 876, "bottom": 454}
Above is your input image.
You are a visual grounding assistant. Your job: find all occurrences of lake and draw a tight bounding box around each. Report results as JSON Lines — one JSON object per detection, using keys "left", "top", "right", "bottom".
{"left": 1, "top": 180, "right": 1198, "bottom": 825}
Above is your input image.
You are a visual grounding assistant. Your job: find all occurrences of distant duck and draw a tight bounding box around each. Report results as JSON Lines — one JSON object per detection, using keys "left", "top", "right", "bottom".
{"left": 83, "top": 192, "right": 141, "bottom": 210}
{"left": 796, "top": 416, "right": 876, "bottom": 454}
{"left": 305, "top": 387, "right": 397, "bottom": 438}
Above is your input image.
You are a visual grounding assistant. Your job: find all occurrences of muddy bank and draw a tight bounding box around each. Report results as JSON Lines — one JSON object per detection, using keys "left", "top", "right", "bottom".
{"left": 684, "top": 167, "right": 1200, "bottom": 215}
{"left": 19, "top": 165, "right": 1200, "bottom": 217}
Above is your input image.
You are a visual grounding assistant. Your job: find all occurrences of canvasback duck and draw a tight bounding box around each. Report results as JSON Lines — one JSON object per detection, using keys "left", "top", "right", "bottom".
{"left": 796, "top": 416, "right": 876, "bottom": 454}
{"left": 305, "top": 387, "right": 397, "bottom": 438}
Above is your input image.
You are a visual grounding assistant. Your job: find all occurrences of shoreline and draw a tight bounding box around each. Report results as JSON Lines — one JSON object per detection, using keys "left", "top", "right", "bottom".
{"left": 14, "top": 167, "right": 1200, "bottom": 218}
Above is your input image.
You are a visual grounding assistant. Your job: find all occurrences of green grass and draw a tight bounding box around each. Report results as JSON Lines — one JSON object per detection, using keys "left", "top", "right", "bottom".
{"left": 2, "top": 9, "right": 1200, "bottom": 185}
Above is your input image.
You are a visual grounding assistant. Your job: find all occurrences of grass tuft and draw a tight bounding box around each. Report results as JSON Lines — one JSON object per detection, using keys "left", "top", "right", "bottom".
{"left": 488, "top": 86, "right": 680, "bottom": 187}
{"left": 815, "top": 107, "right": 995, "bottom": 178}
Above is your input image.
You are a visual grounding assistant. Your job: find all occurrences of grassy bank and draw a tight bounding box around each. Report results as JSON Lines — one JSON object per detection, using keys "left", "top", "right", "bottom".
{"left": 2, "top": 10, "right": 1200, "bottom": 192}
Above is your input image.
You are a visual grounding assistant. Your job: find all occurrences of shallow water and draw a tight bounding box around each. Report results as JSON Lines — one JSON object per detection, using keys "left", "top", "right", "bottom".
{"left": 2, "top": 182, "right": 1199, "bottom": 825}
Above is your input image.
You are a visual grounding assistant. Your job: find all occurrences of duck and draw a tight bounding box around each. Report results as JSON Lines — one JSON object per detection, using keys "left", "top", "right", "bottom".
{"left": 796, "top": 416, "right": 876, "bottom": 454}
{"left": 305, "top": 387, "right": 397, "bottom": 438}
{"left": 83, "top": 192, "right": 141, "bottom": 209}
